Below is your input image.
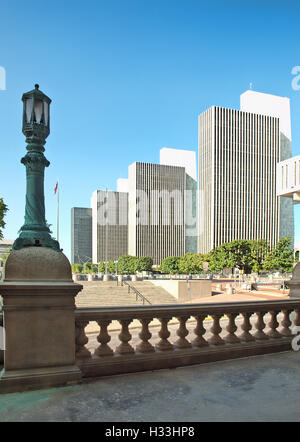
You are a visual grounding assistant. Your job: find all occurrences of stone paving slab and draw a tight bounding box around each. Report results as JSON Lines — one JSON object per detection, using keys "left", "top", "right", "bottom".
{"left": 1, "top": 351, "right": 300, "bottom": 421}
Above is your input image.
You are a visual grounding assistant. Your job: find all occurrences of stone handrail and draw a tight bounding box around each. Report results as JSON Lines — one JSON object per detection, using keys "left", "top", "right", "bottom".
{"left": 75, "top": 299, "right": 300, "bottom": 379}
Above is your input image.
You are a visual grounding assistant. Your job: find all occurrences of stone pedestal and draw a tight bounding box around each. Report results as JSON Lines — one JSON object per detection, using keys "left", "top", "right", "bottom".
{"left": 103, "top": 274, "right": 110, "bottom": 281}
{"left": 0, "top": 247, "right": 83, "bottom": 393}
{"left": 286, "top": 262, "right": 300, "bottom": 298}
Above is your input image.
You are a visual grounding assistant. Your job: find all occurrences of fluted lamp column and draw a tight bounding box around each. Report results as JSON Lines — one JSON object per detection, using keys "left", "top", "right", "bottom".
{"left": 13, "top": 84, "right": 60, "bottom": 251}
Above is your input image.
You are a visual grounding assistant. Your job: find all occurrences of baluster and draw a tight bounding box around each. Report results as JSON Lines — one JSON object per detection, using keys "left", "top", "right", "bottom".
{"left": 239, "top": 312, "right": 255, "bottom": 342}
{"left": 136, "top": 317, "right": 155, "bottom": 353}
{"left": 116, "top": 319, "right": 135, "bottom": 354}
{"left": 224, "top": 313, "right": 240, "bottom": 344}
{"left": 266, "top": 310, "right": 281, "bottom": 338}
{"left": 75, "top": 319, "right": 91, "bottom": 359}
{"left": 192, "top": 314, "right": 208, "bottom": 347}
{"left": 95, "top": 319, "right": 113, "bottom": 357}
{"left": 253, "top": 311, "right": 268, "bottom": 340}
{"left": 294, "top": 309, "right": 300, "bottom": 327}
{"left": 279, "top": 309, "right": 293, "bottom": 337}
{"left": 207, "top": 314, "right": 225, "bottom": 345}
{"left": 174, "top": 316, "right": 191, "bottom": 349}
{"left": 155, "top": 317, "right": 174, "bottom": 351}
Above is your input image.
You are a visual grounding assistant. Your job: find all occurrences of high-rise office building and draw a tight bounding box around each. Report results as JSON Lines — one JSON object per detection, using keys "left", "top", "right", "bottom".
{"left": 91, "top": 190, "right": 128, "bottom": 263}
{"left": 198, "top": 90, "right": 294, "bottom": 254}
{"left": 128, "top": 161, "right": 186, "bottom": 265}
{"left": 240, "top": 90, "right": 294, "bottom": 243}
{"left": 160, "top": 147, "right": 197, "bottom": 254}
{"left": 71, "top": 207, "right": 92, "bottom": 264}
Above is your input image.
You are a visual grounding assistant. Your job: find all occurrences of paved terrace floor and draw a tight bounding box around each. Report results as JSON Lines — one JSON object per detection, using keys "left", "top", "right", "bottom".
{"left": 1, "top": 351, "right": 300, "bottom": 422}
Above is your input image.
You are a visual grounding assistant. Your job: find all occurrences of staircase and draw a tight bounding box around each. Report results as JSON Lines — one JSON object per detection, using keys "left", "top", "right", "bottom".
{"left": 75, "top": 280, "right": 178, "bottom": 307}
{"left": 129, "top": 281, "right": 178, "bottom": 304}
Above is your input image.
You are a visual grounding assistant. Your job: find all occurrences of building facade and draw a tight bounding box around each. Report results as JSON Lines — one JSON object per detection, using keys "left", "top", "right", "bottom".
{"left": 71, "top": 208, "right": 92, "bottom": 264}
{"left": 198, "top": 90, "right": 294, "bottom": 253}
{"left": 160, "top": 147, "right": 198, "bottom": 254}
{"left": 91, "top": 190, "right": 128, "bottom": 263}
{"left": 128, "top": 162, "right": 186, "bottom": 266}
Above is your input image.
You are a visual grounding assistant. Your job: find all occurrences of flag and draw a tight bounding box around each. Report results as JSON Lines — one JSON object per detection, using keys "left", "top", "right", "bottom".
{"left": 54, "top": 182, "right": 58, "bottom": 195}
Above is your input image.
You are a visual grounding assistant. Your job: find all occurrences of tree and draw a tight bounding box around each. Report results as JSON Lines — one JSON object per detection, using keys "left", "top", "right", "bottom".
{"left": 178, "top": 253, "right": 206, "bottom": 274}
{"left": 0, "top": 198, "right": 8, "bottom": 240}
{"left": 208, "top": 239, "right": 269, "bottom": 274}
{"left": 117, "top": 255, "right": 138, "bottom": 274}
{"left": 97, "top": 261, "right": 116, "bottom": 273}
{"left": 1, "top": 247, "right": 12, "bottom": 266}
{"left": 107, "top": 260, "right": 116, "bottom": 273}
{"left": 136, "top": 256, "right": 153, "bottom": 272}
{"left": 248, "top": 240, "right": 270, "bottom": 273}
{"left": 160, "top": 256, "right": 180, "bottom": 274}
{"left": 263, "top": 236, "right": 294, "bottom": 273}
{"left": 71, "top": 263, "right": 83, "bottom": 273}
{"left": 98, "top": 261, "right": 106, "bottom": 273}
{"left": 83, "top": 262, "right": 98, "bottom": 274}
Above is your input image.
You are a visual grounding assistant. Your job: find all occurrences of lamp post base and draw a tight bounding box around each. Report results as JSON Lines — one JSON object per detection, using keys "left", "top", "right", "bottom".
{"left": 13, "top": 231, "right": 61, "bottom": 252}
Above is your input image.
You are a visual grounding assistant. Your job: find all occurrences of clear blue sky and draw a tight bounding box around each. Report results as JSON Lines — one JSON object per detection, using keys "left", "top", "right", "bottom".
{"left": 1, "top": 0, "right": 300, "bottom": 260}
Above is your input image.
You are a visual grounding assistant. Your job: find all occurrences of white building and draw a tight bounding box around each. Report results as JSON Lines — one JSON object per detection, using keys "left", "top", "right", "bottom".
{"left": 198, "top": 90, "right": 294, "bottom": 253}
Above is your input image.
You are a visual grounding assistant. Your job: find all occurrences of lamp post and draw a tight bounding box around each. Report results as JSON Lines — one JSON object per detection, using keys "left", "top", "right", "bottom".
{"left": 13, "top": 84, "right": 60, "bottom": 252}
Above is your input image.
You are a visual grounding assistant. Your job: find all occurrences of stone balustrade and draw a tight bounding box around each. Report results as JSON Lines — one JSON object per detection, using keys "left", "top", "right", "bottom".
{"left": 75, "top": 299, "right": 300, "bottom": 379}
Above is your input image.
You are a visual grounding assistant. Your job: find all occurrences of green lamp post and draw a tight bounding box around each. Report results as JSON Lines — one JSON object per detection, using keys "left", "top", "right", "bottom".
{"left": 13, "top": 84, "right": 60, "bottom": 252}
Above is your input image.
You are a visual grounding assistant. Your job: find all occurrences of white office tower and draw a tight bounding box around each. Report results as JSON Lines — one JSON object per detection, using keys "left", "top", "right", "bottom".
{"left": 198, "top": 90, "right": 294, "bottom": 254}
{"left": 240, "top": 90, "right": 294, "bottom": 245}
{"left": 160, "top": 148, "right": 197, "bottom": 253}
{"left": 117, "top": 178, "right": 129, "bottom": 193}
{"left": 91, "top": 190, "right": 128, "bottom": 263}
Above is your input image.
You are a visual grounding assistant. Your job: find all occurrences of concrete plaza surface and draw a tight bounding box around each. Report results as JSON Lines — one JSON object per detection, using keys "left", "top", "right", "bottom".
{"left": 1, "top": 351, "right": 300, "bottom": 422}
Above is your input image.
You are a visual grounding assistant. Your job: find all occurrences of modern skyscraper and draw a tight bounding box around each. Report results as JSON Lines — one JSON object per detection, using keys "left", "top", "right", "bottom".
{"left": 241, "top": 90, "right": 294, "bottom": 243}
{"left": 160, "top": 147, "right": 197, "bottom": 254}
{"left": 91, "top": 190, "right": 128, "bottom": 263}
{"left": 128, "top": 161, "right": 186, "bottom": 265}
{"left": 198, "top": 90, "right": 294, "bottom": 254}
{"left": 71, "top": 207, "right": 92, "bottom": 264}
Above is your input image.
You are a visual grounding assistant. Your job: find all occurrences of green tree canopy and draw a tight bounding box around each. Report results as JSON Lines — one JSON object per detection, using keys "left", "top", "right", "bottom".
{"left": 0, "top": 198, "right": 8, "bottom": 240}
{"left": 117, "top": 255, "right": 138, "bottom": 274}
{"left": 160, "top": 256, "right": 180, "bottom": 274}
{"left": 208, "top": 239, "right": 269, "bottom": 274}
{"left": 263, "top": 236, "right": 294, "bottom": 273}
{"left": 71, "top": 263, "right": 83, "bottom": 273}
{"left": 82, "top": 262, "right": 98, "bottom": 274}
{"left": 98, "top": 261, "right": 106, "bottom": 273}
{"left": 136, "top": 256, "right": 153, "bottom": 272}
{"left": 178, "top": 253, "right": 207, "bottom": 274}
{"left": 107, "top": 260, "right": 116, "bottom": 273}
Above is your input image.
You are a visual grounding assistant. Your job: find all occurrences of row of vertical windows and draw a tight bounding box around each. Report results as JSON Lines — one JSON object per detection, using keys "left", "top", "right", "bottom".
{"left": 198, "top": 106, "right": 280, "bottom": 253}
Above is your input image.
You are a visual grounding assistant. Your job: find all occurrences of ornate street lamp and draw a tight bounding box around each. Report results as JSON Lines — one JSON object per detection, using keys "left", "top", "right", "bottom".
{"left": 13, "top": 84, "right": 60, "bottom": 251}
